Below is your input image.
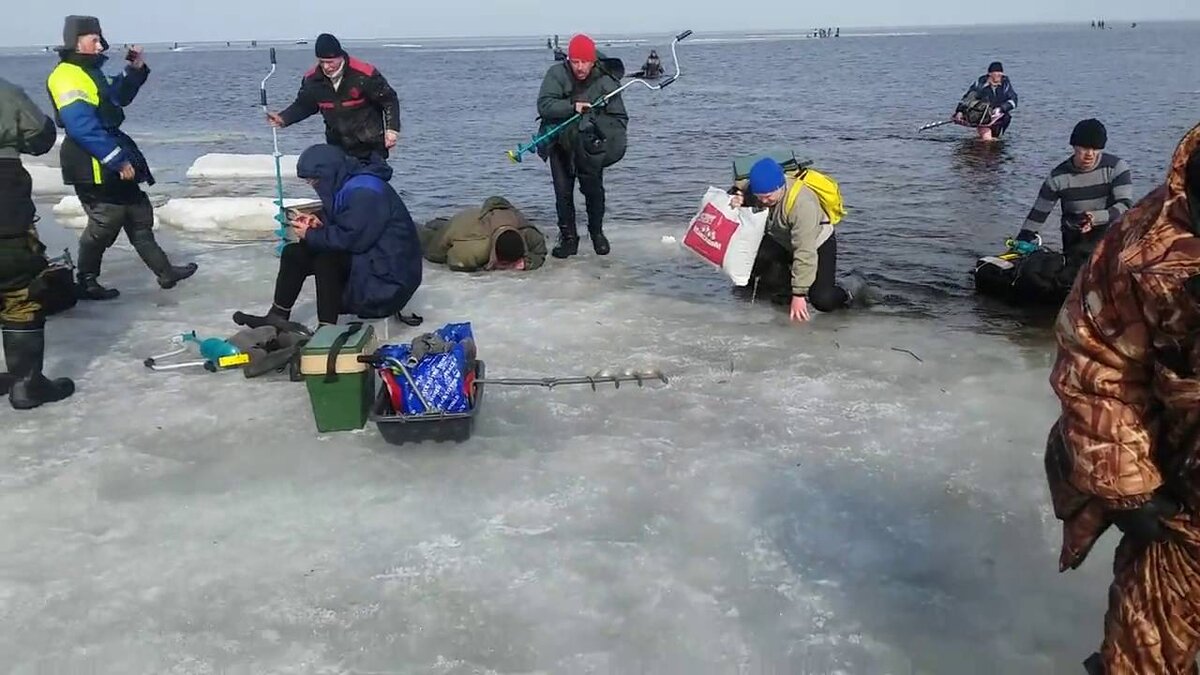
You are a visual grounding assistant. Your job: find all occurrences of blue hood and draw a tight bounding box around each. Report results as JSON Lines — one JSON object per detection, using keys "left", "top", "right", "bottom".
{"left": 296, "top": 144, "right": 394, "bottom": 212}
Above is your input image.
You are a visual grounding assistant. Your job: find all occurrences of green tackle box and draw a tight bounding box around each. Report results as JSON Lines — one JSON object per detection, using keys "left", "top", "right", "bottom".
{"left": 732, "top": 149, "right": 813, "bottom": 181}
{"left": 300, "top": 322, "right": 377, "bottom": 433}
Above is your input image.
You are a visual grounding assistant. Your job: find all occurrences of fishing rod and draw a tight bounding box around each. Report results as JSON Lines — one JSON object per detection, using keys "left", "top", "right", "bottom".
{"left": 260, "top": 47, "right": 288, "bottom": 256}
{"left": 506, "top": 29, "right": 693, "bottom": 163}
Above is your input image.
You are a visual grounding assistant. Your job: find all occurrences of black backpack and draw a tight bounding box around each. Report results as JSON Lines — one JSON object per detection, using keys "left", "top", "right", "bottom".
{"left": 974, "top": 248, "right": 1073, "bottom": 306}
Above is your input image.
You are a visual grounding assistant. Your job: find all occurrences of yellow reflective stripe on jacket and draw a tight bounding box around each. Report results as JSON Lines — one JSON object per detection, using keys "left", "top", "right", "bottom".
{"left": 47, "top": 63, "right": 100, "bottom": 109}
{"left": 91, "top": 158, "right": 102, "bottom": 184}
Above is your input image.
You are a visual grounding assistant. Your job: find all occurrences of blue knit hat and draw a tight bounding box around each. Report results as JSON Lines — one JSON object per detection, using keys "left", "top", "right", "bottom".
{"left": 748, "top": 158, "right": 786, "bottom": 195}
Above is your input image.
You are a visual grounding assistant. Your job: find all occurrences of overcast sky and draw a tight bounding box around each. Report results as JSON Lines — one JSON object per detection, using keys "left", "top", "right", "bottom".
{"left": 7, "top": 0, "right": 1198, "bottom": 45}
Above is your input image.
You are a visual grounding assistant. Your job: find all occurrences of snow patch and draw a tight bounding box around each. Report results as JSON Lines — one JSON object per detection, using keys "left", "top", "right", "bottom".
{"left": 186, "top": 153, "right": 299, "bottom": 180}
{"left": 53, "top": 196, "right": 315, "bottom": 234}
{"left": 156, "top": 197, "right": 313, "bottom": 233}
{"left": 29, "top": 164, "right": 69, "bottom": 196}
{"left": 51, "top": 197, "right": 94, "bottom": 229}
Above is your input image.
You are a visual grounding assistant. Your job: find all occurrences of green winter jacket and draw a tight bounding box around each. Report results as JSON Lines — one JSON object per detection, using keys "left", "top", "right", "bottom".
{"left": 420, "top": 197, "right": 548, "bottom": 272}
{"left": 0, "top": 77, "right": 56, "bottom": 161}
{"left": 535, "top": 55, "right": 628, "bottom": 171}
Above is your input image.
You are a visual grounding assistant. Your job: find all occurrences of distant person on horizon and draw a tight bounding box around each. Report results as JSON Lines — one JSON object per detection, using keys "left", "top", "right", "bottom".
{"left": 1014, "top": 119, "right": 1132, "bottom": 268}
{"left": 535, "top": 33, "right": 628, "bottom": 259}
{"left": 267, "top": 34, "right": 401, "bottom": 162}
{"left": 47, "top": 14, "right": 197, "bottom": 301}
{"left": 953, "top": 61, "right": 1018, "bottom": 141}
{"left": 639, "top": 49, "right": 663, "bottom": 78}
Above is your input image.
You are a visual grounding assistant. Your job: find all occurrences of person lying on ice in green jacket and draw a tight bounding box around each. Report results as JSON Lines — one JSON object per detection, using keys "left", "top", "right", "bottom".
{"left": 419, "top": 196, "right": 548, "bottom": 272}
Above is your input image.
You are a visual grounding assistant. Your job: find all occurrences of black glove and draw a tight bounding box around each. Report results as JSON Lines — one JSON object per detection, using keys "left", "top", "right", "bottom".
{"left": 1015, "top": 229, "right": 1039, "bottom": 243}
{"left": 1110, "top": 493, "right": 1182, "bottom": 544}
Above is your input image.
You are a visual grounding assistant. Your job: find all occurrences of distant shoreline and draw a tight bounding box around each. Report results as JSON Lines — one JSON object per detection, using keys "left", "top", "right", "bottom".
{"left": 2, "top": 18, "right": 1197, "bottom": 50}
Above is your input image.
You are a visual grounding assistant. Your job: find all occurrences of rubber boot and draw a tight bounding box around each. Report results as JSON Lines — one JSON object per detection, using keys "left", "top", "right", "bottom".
{"left": 75, "top": 237, "right": 119, "bottom": 300}
{"left": 4, "top": 324, "right": 75, "bottom": 410}
{"left": 232, "top": 307, "right": 312, "bottom": 337}
{"left": 0, "top": 372, "right": 12, "bottom": 396}
{"left": 125, "top": 226, "right": 198, "bottom": 289}
{"left": 551, "top": 225, "right": 579, "bottom": 259}
{"left": 156, "top": 263, "right": 198, "bottom": 289}
{"left": 76, "top": 274, "right": 120, "bottom": 300}
{"left": 840, "top": 272, "right": 877, "bottom": 309}
{"left": 588, "top": 227, "right": 610, "bottom": 256}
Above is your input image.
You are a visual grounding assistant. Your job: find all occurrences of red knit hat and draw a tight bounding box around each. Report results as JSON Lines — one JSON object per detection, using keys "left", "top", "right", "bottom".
{"left": 568, "top": 34, "right": 596, "bottom": 62}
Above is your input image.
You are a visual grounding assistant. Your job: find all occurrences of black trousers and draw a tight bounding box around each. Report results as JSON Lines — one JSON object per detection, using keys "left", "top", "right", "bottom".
{"left": 750, "top": 233, "right": 848, "bottom": 312}
{"left": 273, "top": 242, "right": 351, "bottom": 325}
{"left": 1062, "top": 223, "right": 1110, "bottom": 268}
{"left": 75, "top": 187, "right": 171, "bottom": 279}
{"left": 548, "top": 144, "right": 605, "bottom": 237}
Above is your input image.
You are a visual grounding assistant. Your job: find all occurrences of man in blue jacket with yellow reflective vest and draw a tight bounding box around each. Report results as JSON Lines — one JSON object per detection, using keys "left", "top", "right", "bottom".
{"left": 46, "top": 15, "right": 196, "bottom": 300}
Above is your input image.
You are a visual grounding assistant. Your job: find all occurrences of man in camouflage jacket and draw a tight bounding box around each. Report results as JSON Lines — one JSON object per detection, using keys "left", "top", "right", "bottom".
{"left": 1046, "top": 121, "right": 1200, "bottom": 675}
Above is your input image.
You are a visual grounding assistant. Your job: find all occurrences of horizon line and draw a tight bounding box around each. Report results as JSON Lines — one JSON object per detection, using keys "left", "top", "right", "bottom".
{"left": 2, "top": 17, "right": 1195, "bottom": 49}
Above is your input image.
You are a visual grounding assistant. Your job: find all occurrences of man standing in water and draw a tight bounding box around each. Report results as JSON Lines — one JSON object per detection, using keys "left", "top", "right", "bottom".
{"left": 536, "top": 33, "right": 628, "bottom": 258}
{"left": 47, "top": 15, "right": 197, "bottom": 300}
{"left": 952, "top": 61, "right": 1018, "bottom": 141}
{"left": 1045, "top": 121, "right": 1200, "bottom": 675}
{"left": 267, "top": 33, "right": 401, "bottom": 162}
{"left": 1014, "top": 119, "right": 1133, "bottom": 266}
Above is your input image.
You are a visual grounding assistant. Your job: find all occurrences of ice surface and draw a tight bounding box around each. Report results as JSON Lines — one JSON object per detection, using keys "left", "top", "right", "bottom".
{"left": 186, "top": 153, "right": 300, "bottom": 180}
{"left": 0, "top": 217, "right": 1112, "bottom": 673}
{"left": 28, "top": 163, "right": 70, "bottom": 196}
{"left": 51, "top": 196, "right": 315, "bottom": 235}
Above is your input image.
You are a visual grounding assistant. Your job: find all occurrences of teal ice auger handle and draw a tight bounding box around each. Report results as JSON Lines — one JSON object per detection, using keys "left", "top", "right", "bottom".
{"left": 143, "top": 331, "right": 244, "bottom": 372}
{"left": 261, "top": 47, "right": 287, "bottom": 256}
{"left": 1005, "top": 234, "right": 1043, "bottom": 255}
{"left": 507, "top": 29, "right": 693, "bottom": 163}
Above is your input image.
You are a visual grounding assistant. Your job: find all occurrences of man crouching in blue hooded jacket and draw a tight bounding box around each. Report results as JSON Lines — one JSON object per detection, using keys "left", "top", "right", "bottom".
{"left": 239, "top": 144, "right": 422, "bottom": 327}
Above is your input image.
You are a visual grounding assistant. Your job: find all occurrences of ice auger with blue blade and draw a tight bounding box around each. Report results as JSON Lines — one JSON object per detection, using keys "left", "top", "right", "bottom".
{"left": 261, "top": 47, "right": 288, "bottom": 256}
{"left": 506, "top": 29, "right": 693, "bottom": 163}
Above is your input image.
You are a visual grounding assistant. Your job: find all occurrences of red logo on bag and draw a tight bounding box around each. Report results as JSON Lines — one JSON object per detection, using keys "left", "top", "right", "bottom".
{"left": 683, "top": 204, "right": 739, "bottom": 265}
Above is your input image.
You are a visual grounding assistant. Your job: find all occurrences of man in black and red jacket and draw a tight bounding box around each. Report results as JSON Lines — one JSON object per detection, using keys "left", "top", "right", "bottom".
{"left": 267, "top": 34, "right": 401, "bottom": 161}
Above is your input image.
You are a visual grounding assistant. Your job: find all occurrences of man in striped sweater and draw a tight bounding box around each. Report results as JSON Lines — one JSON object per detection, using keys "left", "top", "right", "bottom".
{"left": 1015, "top": 119, "right": 1134, "bottom": 263}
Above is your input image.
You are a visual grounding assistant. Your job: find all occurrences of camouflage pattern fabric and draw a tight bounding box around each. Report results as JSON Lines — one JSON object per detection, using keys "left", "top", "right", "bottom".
{"left": 1046, "top": 121, "right": 1200, "bottom": 674}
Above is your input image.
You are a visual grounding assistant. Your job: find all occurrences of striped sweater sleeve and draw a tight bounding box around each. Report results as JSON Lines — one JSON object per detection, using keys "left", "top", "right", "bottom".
{"left": 1022, "top": 174, "right": 1062, "bottom": 232}
{"left": 1090, "top": 158, "right": 1133, "bottom": 226}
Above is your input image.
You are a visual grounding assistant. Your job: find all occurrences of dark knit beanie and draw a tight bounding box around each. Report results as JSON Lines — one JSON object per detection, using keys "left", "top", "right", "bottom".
{"left": 315, "top": 33, "right": 345, "bottom": 58}
{"left": 988, "top": 61, "right": 1003, "bottom": 73}
{"left": 494, "top": 230, "right": 526, "bottom": 263}
{"left": 1070, "top": 119, "right": 1107, "bottom": 149}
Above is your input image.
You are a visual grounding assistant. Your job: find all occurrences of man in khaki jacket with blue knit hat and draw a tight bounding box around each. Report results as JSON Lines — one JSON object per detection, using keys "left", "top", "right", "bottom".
{"left": 730, "top": 157, "right": 868, "bottom": 321}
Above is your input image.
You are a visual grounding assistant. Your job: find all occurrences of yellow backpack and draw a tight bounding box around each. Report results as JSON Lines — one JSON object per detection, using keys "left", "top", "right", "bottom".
{"left": 784, "top": 168, "right": 846, "bottom": 225}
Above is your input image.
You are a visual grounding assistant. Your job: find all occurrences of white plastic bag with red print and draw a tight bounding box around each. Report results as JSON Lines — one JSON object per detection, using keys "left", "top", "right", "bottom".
{"left": 681, "top": 187, "right": 767, "bottom": 286}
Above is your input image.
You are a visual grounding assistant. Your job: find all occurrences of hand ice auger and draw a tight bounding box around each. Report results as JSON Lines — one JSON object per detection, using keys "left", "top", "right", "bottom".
{"left": 506, "top": 29, "right": 693, "bottom": 163}
{"left": 144, "top": 331, "right": 249, "bottom": 372}
{"left": 260, "top": 47, "right": 287, "bottom": 256}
